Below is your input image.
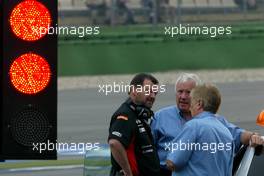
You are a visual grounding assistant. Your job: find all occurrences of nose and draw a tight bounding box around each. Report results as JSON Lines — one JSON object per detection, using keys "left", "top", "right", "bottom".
{"left": 148, "top": 91, "right": 156, "bottom": 99}
{"left": 180, "top": 92, "right": 189, "bottom": 99}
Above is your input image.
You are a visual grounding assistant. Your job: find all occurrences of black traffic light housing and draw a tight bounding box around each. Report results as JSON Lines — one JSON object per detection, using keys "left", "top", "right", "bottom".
{"left": 0, "top": 0, "right": 57, "bottom": 160}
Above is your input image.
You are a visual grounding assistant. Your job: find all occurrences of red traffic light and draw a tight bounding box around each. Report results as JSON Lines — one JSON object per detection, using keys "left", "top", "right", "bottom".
{"left": 9, "top": 0, "right": 52, "bottom": 41}
{"left": 9, "top": 53, "right": 51, "bottom": 94}
{"left": 1, "top": 0, "right": 57, "bottom": 159}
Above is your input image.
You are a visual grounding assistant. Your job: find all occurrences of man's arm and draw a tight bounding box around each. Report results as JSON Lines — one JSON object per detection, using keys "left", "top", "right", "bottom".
{"left": 109, "top": 139, "right": 133, "bottom": 176}
{"left": 216, "top": 115, "right": 263, "bottom": 148}
{"left": 240, "top": 131, "right": 264, "bottom": 147}
{"left": 108, "top": 114, "right": 135, "bottom": 176}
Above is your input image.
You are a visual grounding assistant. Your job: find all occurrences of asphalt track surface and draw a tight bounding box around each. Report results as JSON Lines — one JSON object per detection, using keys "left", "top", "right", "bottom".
{"left": 58, "top": 81, "right": 264, "bottom": 144}
{"left": 2, "top": 81, "right": 264, "bottom": 176}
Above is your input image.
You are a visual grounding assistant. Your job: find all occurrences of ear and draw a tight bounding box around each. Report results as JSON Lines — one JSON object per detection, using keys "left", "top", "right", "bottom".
{"left": 197, "top": 99, "right": 203, "bottom": 110}
{"left": 130, "top": 85, "right": 137, "bottom": 97}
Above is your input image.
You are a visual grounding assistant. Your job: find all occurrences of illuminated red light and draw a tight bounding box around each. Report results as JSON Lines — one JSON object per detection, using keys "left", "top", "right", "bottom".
{"left": 9, "top": 53, "right": 51, "bottom": 94}
{"left": 9, "top": 0, "right": 51, "bottom": 41}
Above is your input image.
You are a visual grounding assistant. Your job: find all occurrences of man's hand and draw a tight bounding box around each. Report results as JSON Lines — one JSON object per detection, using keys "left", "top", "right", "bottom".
{"left": 241, "top": 131, "right": 264, "bottom": 146}
{"left": 119, "top": 170, "right": 133, "bottom": 176}
{"left": 109, "top": 139, "right": 133, "bottom": 176}
{"left": 249, "top": 133, "right": 264, "bottom": 147}
{"left": 166, "top": 159, "right": 176, "bottom": 171}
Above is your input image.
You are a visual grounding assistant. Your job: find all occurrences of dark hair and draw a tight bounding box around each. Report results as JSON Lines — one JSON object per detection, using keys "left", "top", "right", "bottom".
{"left": 130, "top": 73, "right": 159, "bottom": 87}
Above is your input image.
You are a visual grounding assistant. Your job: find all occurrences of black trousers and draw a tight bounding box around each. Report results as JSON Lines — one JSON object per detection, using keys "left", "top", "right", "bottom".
{"left": 160, "top": 167, "right": 172, "bottom": 176}
{"left": 110, "top": 166, "right": 170, "bottom": 176}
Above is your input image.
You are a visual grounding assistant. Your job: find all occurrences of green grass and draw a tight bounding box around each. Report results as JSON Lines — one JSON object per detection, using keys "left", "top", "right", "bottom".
{"left": 58, "top": 22, "right": 264, "bottom": 76}
{"left": 0, "top": 159, "right": 83, "bottom": 169}
{"left": 99, "top": 22, "right": 264, "bottom": 34}
{"left": 59, "top": 22, "right": 264, "bottom": 37}
{"left": 84, "top": 158, "right": 110, "bottom": 167}
{"left": 0, "top": 158, "right": 110, "bottom": 170}
{"left": 59, "top": 37, "right": 264, "bottom": 76}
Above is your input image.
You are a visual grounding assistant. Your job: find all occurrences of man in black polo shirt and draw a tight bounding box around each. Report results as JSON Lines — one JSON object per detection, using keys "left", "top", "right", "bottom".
{"left": 108, "top": 73, "right": 160, "bottom": 176}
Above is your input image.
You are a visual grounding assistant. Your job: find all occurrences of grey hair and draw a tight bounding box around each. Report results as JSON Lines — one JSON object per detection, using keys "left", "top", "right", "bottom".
{"left": 175, "top": 73, "right": 202, "bottom": 92}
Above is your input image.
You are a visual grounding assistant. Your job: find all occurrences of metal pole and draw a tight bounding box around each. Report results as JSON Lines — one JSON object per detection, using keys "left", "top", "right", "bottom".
{"left": 243, "top": 0, "right": 248, "bottom": 19}
{"left": 176, "top": 0, "right": 182, "bottom": 24}
{"left": 153, "top": 0, "right": 158, "bottom": 26}
{"left": 111, "top": 0, "right": 116, "bottom": 26}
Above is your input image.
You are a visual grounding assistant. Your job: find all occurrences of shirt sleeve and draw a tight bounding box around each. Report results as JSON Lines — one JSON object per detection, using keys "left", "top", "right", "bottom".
{"left": 108, "top": 114, "right": 135, "bottom": 148}
{"left": 216, "top": 115, "right": 245, "bottom": 153}
{"left": 167, "top": 121, "right": 197, "bottom": 169}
